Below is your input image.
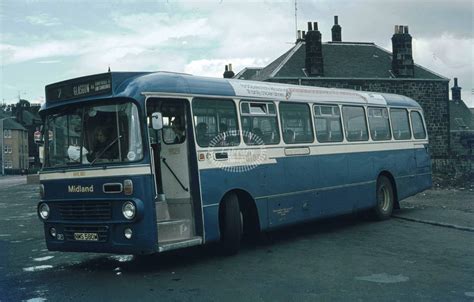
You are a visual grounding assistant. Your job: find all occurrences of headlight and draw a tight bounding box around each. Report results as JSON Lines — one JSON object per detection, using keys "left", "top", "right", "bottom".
{"left": 124, "top": 228, "right": 133, "bottom": 239}
{"left": 122, "top": 201, "right": 136, "bottom": 220}
{"left": 39, "top": 203, "right": 50, "bottom": 220}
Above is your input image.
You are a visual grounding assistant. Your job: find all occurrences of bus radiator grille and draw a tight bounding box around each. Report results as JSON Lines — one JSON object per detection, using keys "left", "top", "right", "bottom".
{"left": 57, "top": 202, "right": 112, "bottom": 220}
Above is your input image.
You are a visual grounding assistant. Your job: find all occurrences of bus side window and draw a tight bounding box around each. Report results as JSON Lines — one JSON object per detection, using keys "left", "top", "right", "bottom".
{"left": 314, "top": 104, "right": 343, "bottom": 143}
{"left": 192, "top": 98, "right": 240, "bottom": 147}
{"left": 342, "top": 106, "right": 369, "bottom": 141}
{"left": 240, "top": 101, "right": 280, "bottom": 145}
{"left": 279, "top": 102, "right": 314, "bottom": 144}
{"left": 390, "top": 108, "right": 412, "bottom": 140}
{"left": 410, "top": 111, "right": 427, "bottom": 139}
{"left": 368, "top": 107, "right": 391, "bottom": 141}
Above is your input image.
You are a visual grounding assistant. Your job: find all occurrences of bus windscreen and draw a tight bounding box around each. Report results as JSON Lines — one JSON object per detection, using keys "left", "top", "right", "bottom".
{"left": 43, "top": 101, "right": 143, "bottom": 168}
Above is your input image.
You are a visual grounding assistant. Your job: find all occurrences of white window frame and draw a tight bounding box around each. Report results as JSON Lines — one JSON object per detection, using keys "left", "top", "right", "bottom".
{"left": 3, "top": 129, "right": 11, "bottom": 138}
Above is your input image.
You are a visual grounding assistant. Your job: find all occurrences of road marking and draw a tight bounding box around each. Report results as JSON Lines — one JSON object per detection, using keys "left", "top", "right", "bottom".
{"left": 355, "top": 273, "right": 409, "bottom": 284}
{"left": 33, "top": 256, "right": 54, "bottom": 262}
{"left": 393, "top": 215, "right": 474, "bottom": 232}
{"left": 23, "top": 265, "right": 53, "bottom": 272}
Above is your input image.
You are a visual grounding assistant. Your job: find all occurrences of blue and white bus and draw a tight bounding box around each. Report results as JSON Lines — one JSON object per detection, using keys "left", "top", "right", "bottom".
{"left": 38, "top": 71, "right": 431, "bottom": 255}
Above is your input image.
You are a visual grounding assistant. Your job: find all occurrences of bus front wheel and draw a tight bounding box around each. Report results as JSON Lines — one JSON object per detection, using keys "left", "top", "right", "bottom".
{"left": 371, "top": 175, "right": 394, "bottom": 220}
{"left": 220, "top": 193, "right": 242, "bottom": 255}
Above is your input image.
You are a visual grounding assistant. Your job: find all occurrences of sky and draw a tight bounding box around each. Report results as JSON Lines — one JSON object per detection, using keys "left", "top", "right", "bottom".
{"left": 0, "top": 0, "right": 473, "bottom": 107}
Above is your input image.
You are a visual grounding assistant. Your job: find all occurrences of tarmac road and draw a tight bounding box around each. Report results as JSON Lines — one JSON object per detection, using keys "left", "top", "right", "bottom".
{"left": 0, "top": 180, "right": 473, "bottom": 302}
{"left": 0, "top": 175, "right": 26, "bottom": 189}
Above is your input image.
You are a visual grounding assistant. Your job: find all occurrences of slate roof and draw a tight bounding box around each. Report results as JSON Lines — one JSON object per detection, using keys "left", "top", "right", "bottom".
{"left": 451, "top": 100, "right": 474, "bottom": 129}
{"left": 236, "top": 41, "right": 447, "bottom": 81}
{"left": 2, "top": 118, "right": 26, "bottom": 131}
{"left": 233, "top": 67, "right": 263, "bottom": 80}
{"left": 20, "top": 110, "right": 41, "bottom": 126}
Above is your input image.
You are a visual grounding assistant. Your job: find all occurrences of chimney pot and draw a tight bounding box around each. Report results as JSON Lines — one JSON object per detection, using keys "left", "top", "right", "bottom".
{"left": 404, "top": 26, "right": 409, "bottom": 34}
{"left": 223, "top": 64, "right": 235, "bottom": 78}
{"left": 305, "top": 20, "right": 324, "bottom": 76}
{"left": 331, "top": 15, "right": 342, "bottom": 42}
{"left": 451, "top": 77, "right": 462, "bottom": 101}
{"left": 302, "top": 31, "right": 306, "bottom": 39}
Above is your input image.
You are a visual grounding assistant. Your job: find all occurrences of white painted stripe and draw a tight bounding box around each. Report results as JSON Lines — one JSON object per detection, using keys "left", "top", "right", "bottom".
{"left": 395, "top": 172, "right": 431, "bottom": 179}
{"left": 255, "top": 180, "right": 376, "bottom": 200}
{"left": 203, "top": 203, "right": 220, "bottom": 208}
{"left": 228, "top": 80, "right": 369, "bottom": 104}
{"left": 252, "top": 172, "right": 430, "bottom": 200}
{"left": 197, "top": 141, "right": 427, "bottom": 170}
{"left": 39, "top": 165, "right": 151, "bottom": 181}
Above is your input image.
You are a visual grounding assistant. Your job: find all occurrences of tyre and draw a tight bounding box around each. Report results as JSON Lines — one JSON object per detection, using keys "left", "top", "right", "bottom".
{"left": 371, "top": 175, "right": 394, "bottom": 221}
{"left": 220, "top": 193, "right": 242, "bottom": 255}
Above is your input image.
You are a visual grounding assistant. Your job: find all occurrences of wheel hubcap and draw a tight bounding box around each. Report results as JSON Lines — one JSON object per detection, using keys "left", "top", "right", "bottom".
{"left": 378, "top": 185, "right": 390, "bottom": 212}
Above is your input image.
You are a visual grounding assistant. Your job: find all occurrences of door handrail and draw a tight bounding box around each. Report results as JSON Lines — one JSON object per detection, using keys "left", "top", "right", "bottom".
{"left": 162, "top": 157, "right": 189, "bottom": 192}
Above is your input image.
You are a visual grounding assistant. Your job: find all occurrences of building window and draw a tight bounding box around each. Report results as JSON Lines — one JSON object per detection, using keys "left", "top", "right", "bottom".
{"left": 4, "top": 144, "right": 12, "bottom": 154}
{"left": 4, "top": 160, "right": 13, "bottom": 169}
{"left": 3, "top": 129, "right": 11, "bottom": 138}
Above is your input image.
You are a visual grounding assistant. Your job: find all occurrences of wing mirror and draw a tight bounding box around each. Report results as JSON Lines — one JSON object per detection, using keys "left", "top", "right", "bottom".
{"left": 152, "top": 112, "right": 163, "bottom": 130}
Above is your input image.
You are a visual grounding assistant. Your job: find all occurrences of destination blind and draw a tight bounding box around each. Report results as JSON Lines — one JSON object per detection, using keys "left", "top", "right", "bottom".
{"left": 45, "top": 73, "right": 112, "bottom": 102}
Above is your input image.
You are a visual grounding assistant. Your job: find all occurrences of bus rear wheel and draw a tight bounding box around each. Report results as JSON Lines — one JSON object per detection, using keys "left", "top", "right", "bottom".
{"left": 220, "top": 193, "right": 242, "bottom": 255}
{"left": 371, "top": 175, "right": 394, "bottom": 221}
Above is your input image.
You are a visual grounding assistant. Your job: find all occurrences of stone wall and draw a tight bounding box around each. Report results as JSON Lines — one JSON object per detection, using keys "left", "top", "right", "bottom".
{"left": 432, "top": 156, "right": 473, "bottom": 185}
{"left": 450, "top": 130, "right": 474, "bottom": 156}
{"left": 270, "top": 78, "right": 450, "bottom": 158}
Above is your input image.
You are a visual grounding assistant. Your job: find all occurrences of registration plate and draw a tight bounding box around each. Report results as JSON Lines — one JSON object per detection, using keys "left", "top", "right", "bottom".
{"left": 74, "top": 232, "right": 99, "bottom": 241}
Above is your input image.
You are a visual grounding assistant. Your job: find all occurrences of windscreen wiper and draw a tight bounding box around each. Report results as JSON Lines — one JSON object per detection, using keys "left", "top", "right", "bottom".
{"left": 90, "top": 135, "right": 122, "bottom": 165}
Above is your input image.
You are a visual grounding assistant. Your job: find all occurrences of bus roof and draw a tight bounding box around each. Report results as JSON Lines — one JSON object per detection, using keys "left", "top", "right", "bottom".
{"left": 41, "top": 71, "right": 422, "bottom": 111}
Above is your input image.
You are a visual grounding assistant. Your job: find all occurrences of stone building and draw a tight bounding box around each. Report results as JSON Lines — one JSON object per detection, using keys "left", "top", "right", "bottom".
{"left": 446, "top": 78, "right": 473, "bottom": 176}
{"left": 12, "top": 100, "right": 42, "bottom": 169}
{"left": 233, "top": 16, "right": 451, "bottom": 173}
{"left": 1, "top": 112, "right": 29, "bottom": 174}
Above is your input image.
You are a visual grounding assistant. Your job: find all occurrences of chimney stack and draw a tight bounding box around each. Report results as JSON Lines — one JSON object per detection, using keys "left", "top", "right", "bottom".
{"left": 223, "top": 64, "right": 235, "bottom": 79}
{"left": 305, "top": 21, "right": 324, "bottom": 77}
{"left": 296, "top": 30, "right": 304, "bottom": 43}
{"left": 391, "top": 25, "right": 414, "bottom": 78}
{"left": 451, "top": 77, "right": 462, "bottom": 101}
{"left": 331, "top": 15, "right": 342, "bottom": 42}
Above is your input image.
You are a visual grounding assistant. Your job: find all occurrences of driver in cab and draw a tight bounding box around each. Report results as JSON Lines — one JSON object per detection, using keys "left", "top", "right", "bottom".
{"left": 87, "top": 127, "right": 120, "bottom": 163}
